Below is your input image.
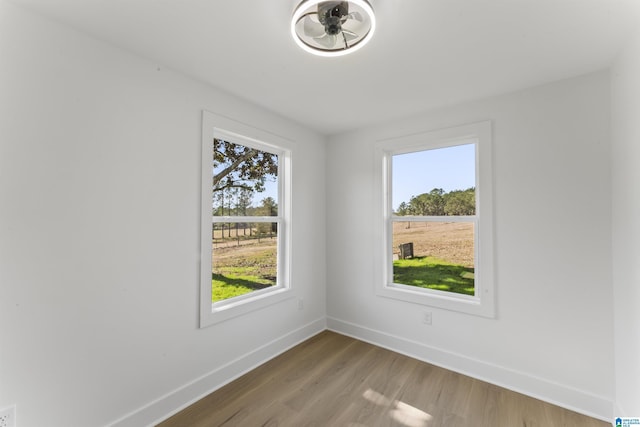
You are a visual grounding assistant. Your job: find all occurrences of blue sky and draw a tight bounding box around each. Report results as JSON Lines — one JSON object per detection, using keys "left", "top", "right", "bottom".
{"left": 258, "top": 178, "right": 278, "bottom": 204}
{"left": 392, "top": 143, "right": 476, "bottom": 210}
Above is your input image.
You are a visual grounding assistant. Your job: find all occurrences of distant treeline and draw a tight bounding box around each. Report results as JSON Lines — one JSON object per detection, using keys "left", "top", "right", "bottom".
{"left": 396, "top": 188, "right": 475, "bottom": 216}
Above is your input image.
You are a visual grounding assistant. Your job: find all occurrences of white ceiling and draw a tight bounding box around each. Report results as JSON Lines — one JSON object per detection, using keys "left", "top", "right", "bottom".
{"left": 12, "top": 0, "right": 640, "bottom": 135}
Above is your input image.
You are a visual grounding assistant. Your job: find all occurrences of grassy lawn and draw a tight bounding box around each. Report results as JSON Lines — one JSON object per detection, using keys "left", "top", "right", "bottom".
{"left": 212, "top": 272, "right": 275, "bottom": 301}
{"left": 212, "top": 245, "right": 277, "bottom": 302}
{"left": 393, "top": 256, "right": 474, "bottom": 296}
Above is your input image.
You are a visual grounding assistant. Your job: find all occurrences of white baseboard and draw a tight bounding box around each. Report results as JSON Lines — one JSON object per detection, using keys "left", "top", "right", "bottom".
{"left": 327, "top": 316, "right": 613, "bottom": 422}
{"left": 108, "top": 316, "right": 613, "bottom": 426}
{"left": 108, "top": 317, "right": 327, "bottom": 427}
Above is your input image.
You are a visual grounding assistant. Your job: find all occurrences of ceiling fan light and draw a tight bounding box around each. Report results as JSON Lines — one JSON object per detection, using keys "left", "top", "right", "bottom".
{"left": 291, "top": 0, "right": 376, "bottom": 57}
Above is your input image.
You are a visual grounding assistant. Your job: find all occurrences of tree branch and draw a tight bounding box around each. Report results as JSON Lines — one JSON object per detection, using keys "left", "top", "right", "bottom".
{"left": 213, "top": 148, "right": 258, "bottom": 187}
{"left": 212, "top": 182, "right": 253, "bottom": 194}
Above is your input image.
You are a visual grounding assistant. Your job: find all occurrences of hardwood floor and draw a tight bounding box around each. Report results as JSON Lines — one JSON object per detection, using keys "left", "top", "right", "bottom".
{"left": 157, "top": 331, "right": 609, "bottom": 427}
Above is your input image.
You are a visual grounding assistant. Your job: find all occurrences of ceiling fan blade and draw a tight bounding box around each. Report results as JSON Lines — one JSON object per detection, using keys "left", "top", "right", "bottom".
{"left": 303, "top": 15, "right": 325, "bottom": 38}
{"left": 342, "top": 29, "right": 359, "bottom": 41}
{"left": 314, "top": 33, "right": 337, "bottom": 48}
{"left": 345, "top": 11, "right": 363, "bottom": 22}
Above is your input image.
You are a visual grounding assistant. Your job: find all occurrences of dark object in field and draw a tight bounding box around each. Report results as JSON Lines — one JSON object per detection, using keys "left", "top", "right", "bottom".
{"left": 399, "top": 242, "right": 414, "bottom": 259}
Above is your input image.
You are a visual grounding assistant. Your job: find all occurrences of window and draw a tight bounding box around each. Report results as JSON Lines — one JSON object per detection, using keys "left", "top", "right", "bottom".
{"left": 200, "top": 112, "right": 292, "bottom": 327}
{"left": 375, "top": 122, "right": 495, "bottom": 317}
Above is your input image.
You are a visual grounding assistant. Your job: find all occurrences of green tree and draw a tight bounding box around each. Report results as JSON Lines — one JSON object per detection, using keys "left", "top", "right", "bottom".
{"left": 444, "top": 188, "right": 475, "bottom": 216}
{"left": 256, "top": 197, "right": 278, "bottom": 239}
{"left": 407, "top": 194, "right": 426, "bottom": 215}
{"left": 213, "top": 138, "right": 278, "bottom": 195}
{"left": 407, "top": 188, "right": 445, "bottom": 216}
{"left": 258, "top": 197, "right": 278, "bottom": 216}
{"left": 396, "top": 201, "right": 410, "bottom": 216}
{"left": 236, "top": 188, "right": 254, "bottom": 236}
{"left": 396, "top": 187, "right": 475, "bottom": 216}
{"left": 424, "top": 188, "right": 446, "bottom": 215}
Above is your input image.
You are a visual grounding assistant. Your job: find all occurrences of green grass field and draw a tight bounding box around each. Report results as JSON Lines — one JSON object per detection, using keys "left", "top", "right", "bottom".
{"left": 212, "top": 272, "right": 274, "bottom": 301}
{"left": 212, "top": 244, "right": 277, "bottom": 302}
{"left": 212, "top": 230, "right": 474, "bottom": 301}
{"left": 393, "top": 256, "right": 474, "bottom": 296}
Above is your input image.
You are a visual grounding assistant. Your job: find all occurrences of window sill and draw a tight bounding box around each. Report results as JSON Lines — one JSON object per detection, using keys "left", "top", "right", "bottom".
{"left": 200, "top": 287, "right": 295, "bottom": 327}
{"left": 376, "top": 283, "right": 495, "bottom": 318}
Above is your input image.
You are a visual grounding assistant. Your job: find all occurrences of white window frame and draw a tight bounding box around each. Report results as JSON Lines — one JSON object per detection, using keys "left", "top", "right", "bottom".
{"left": 200, "top": 111, "right": 293, "bottom": 327}
{"left": 374, "top": 121, "right": 495, "bottom": 317}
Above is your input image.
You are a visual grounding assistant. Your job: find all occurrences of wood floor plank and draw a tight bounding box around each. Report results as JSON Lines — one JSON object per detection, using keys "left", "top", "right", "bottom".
{"left": 286, "top": 342, "right": 380, "bottom": 421}
{"left": 157, "top": 331, "right": 609, "bottom": 427}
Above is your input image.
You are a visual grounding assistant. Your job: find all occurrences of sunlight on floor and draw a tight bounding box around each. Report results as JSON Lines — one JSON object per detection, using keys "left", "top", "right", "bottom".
{"left": 363, "top": 388, "right": 433, "bottom": 427}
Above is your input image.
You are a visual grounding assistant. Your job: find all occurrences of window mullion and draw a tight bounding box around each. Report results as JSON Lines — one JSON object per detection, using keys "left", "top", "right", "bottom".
{"left": 212, "top": 216, "right": 279, "bottom": 223}
{"left": 392, "top": 215, "right": 476, "bottom": 222}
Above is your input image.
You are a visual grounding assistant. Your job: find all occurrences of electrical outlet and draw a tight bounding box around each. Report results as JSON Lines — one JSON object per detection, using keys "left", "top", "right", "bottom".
{"left": 422, "top": 311, "right": 432, "bottom": 325}
{"left": 0, "top": 405, "right": 15, "bottom": 427}
{"left": 297, "top": 298, "right": 304, "bottom": 310}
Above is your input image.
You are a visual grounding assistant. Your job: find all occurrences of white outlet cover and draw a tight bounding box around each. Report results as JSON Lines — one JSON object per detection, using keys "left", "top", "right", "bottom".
{"left": 423, "top": 311, "right": 432, "bottom": 325}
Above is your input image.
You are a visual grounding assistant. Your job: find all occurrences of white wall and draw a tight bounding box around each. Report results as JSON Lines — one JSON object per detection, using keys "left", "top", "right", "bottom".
{"left": 611, "top": 27, "right": 640, "bottom": 416}
{"left": 0, "top": 2, "right": 326, "bottom": 426}
{"left": 2, "top": 1, "right": 635, "bottom": 425}
{"left": 326, "top": 71, "right": 614, "bottom": 419}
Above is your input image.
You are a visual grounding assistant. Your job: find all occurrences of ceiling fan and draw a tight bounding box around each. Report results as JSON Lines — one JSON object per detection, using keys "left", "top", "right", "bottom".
{"left": 291, "top": 0, "right": 376, "bottom": 57}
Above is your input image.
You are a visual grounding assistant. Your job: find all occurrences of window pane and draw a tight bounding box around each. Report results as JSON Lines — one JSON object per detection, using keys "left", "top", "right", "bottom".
{"left": 213, "top": 138, "right": 278, "bottom": 216}
{"left": 212, "top": 222, "right": 278, "bottom": 302}
{"left": 392, "top": 221, "right": 475, "bottom": 296}
{"left": 392, "top": 144, "right": 475, "bottom": 216}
